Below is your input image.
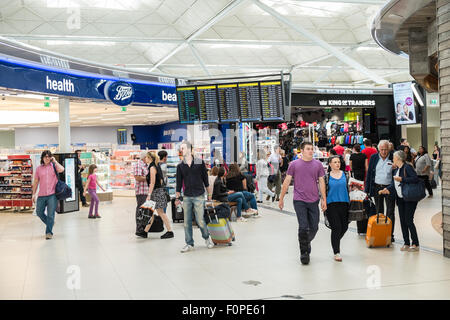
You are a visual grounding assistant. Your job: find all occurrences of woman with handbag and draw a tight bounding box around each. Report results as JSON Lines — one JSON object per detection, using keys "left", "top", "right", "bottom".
{"left": 324, "top": 156, "right": 350, "bottom": 262}
{"left": 31, "top": 150, "right": 65, "bottom": 240}
{"left": 379, "top": 151, "right": 421, "bottom": 252}
{"left": 146, "top": 151, "right": 174, "bottom": 239}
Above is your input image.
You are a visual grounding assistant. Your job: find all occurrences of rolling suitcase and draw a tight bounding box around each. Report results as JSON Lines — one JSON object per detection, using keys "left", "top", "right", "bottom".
{"left": 366, "top": 212, "right": 392, "bottom": 248}
{"left": 204, "top": 204, "right": 235, "bottom": 246}
{"left": 171, "top": 198, "right": 184, "bottom": 223}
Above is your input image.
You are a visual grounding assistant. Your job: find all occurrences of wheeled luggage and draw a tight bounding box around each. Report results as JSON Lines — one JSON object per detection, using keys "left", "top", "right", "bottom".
{"left": 204, "top": 203, "right": 235, "bottom": 246}
{"left": 366, "top": 213, "right": 392, "bottom": 248}
{"left": 171, "top": 198, "right": 184, "bottom": 223}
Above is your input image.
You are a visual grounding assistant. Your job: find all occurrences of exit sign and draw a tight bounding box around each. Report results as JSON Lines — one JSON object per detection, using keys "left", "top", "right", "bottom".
{"left": 44, "top": 102, "right": 50, "bottom": 107}
{"left": 121, "top": 107, "right": 127, "bottom": 112}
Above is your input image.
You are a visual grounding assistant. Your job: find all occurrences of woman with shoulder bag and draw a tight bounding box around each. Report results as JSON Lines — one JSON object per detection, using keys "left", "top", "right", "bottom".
{"left": 379, "top": 151, "right": 421, "bottom": 252}
{"left": 31, "top": 150, "right": 65, "bottom": 240}
{"left": 324, "top": 156, "right": 350, "bottom": 262}
{"left": 146, "top": 152, "right": 174, "bottom": 239}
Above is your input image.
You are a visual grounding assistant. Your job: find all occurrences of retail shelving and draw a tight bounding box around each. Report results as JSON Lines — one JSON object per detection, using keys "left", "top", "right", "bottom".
{"left": 80, "top": 152, "right": 111, "bottom": 191}
{"left": 109, "top": 150, "right": 140, "bottom": 190}
{"left": 0, "top": 155, "right": 33, "bottom": 210}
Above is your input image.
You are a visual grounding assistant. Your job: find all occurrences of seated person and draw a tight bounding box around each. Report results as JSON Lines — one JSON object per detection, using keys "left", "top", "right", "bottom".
{"left": 213, "top": 167, "right": 257, "bottom": 222}
{"left": 225, "top": 163, "right": 259, "bottom": 217}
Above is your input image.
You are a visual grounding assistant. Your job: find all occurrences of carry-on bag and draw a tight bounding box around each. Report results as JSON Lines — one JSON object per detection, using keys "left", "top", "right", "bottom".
{"left": 171, "top": 198, "right": 184, "bottom": 223}
{"left": 204, "top": 203, "right": 235, "bottom": 246}
{"left": 366, "top": 212, "right": 392, "bottom": 248}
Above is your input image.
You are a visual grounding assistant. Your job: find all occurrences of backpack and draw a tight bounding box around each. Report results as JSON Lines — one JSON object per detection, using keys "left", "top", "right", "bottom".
{"left": 245, "top": 174, "right": 256, "bottom": 193}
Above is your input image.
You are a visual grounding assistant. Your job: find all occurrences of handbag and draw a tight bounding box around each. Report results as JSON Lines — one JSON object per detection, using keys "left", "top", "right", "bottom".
{"left": 401, "top": 166, "right": 426, "bottom": 202}
{"left": 52, "top": 163, "right": 72, "bottom": 201}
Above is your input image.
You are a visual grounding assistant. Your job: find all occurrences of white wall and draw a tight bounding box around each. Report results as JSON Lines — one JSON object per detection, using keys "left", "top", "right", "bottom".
{"left": 0, "top": 130, "right": 15, "bottom": 148}
{"left": 14, "top": 126, "right": 133, "bottom": 147}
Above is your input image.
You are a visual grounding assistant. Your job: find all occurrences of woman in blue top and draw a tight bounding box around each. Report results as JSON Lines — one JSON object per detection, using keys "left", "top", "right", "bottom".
{"left": 325, "top": 156, "right": 350, "bottom": 262}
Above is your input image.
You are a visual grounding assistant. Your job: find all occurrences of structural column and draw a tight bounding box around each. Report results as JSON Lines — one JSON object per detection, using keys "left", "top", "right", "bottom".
{"left": 437, "top": 0, "right": 450, "bottom": 258}
{"left": 58, "top": 97, "right": 71, "bottom": 153}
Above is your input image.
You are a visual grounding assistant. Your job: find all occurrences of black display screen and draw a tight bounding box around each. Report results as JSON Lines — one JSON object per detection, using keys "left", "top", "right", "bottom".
{"left": 217, "top": 83, "right": 240, "bottom": 122}
{"left": 260, "top": 80, "right": 284, "bottom": 121}
{"left": 238, "top": 82, "right": 262, "bottom": 122}
{"left": 197, "top": 85, "right": 219, "bottom": 123}
{"left": 176, "top": 86, "right": 199, "bottom": 124}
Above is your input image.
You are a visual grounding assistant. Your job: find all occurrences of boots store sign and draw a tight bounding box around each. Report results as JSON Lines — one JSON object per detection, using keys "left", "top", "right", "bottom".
{"left": 0, "top": 58, "right": 177, "bottom": 106}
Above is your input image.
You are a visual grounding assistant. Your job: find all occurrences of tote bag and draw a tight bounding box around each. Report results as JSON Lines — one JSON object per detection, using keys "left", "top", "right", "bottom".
{"left": 401, "top": 166, "right": 426, "bottom": 202}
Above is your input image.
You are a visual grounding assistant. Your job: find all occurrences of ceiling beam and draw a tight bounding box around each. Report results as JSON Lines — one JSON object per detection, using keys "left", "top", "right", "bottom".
{"left": 284, "top": 0, "right": 387, "bottom": 4}
{"left": 252, "top": 0, "right": 389, "bottom": 85}
{"left": 3, "top": 34, "right": 378, "bottom": 48}
{"left": 149, "top": 0, "right": 247, "bottom": 72}
{"left": 189, "top": 44, "right": 211, "bottom": 76}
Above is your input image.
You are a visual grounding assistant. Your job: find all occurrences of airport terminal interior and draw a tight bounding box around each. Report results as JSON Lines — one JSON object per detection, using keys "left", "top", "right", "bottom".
{"left": 0, "top": 0, "right": 449, "bottom": 300}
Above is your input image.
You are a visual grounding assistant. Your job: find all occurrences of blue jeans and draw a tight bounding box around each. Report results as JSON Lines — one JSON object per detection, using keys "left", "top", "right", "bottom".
{"left": 183, "top": 194, "right": 210, "bottom": 246}
{"left": 241, "top": 191, "right": 257, "bottom": 210}
{"left": 227, "top": 192, "right": 249, "bottom": 218}
{"left": 36, "top": 194, "right": 57, "bottom": 235}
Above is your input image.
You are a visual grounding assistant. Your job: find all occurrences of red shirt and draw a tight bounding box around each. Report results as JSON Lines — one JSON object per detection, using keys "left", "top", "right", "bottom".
{"left": 333, "top": 145, "right": 345, "bottom": 156}
{"left": 362, "top": 147, "right": 377, "bottom": 162}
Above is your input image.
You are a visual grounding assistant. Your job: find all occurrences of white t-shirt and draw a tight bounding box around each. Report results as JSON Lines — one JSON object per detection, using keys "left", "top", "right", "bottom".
{"left": 345, "top": 154, "right": 351, "bottom": 166}
{"left": 394, "top": 170, "right": 402, "bottom": 198}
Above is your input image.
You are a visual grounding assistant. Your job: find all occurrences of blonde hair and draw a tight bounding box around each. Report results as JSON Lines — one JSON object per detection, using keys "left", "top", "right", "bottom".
{"left": 147, "top": 151, "right": 159, "bottom": 165}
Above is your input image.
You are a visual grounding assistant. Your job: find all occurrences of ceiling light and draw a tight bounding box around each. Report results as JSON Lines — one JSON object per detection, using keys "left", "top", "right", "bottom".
{"left": 46, "top": 40, "right": 115, "bottom": 46}
{"left": 0, "top": 111, "right": 59, "bottom": 125}
{"left": 46, "top": 0, "right": 142, "bottom": 10}
{"left": 210, "top": 44, "right": 272, "bottom": 49}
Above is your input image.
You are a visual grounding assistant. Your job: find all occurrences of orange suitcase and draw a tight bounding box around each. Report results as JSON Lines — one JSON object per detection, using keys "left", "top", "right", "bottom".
{"left": 366, "top": 213, "right": 392, "bottom": 248}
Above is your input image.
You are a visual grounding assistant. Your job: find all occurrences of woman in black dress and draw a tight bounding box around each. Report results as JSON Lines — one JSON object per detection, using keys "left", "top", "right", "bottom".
{"left": 349, "top": 144, "right": 366, "bottom": 181}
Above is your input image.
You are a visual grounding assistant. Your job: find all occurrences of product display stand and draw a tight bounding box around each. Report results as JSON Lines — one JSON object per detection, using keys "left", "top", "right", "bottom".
{"left": 158, "top": 142, "right": 180, "bottom": 199}
{"left": 0, "top": 155, "right": 33, "bottom": 212}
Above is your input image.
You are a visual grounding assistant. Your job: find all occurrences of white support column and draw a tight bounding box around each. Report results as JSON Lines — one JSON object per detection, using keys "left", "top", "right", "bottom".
{"left": 58, "top": 97, "right": 71, "bottom": 153}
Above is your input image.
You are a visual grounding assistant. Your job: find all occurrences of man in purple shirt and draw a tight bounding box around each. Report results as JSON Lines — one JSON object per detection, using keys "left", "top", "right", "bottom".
{"left": 279, "top": 142, "right": 326, "bottom": 265}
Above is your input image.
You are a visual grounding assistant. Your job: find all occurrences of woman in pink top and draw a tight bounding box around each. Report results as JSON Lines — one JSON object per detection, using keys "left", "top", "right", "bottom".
{"left": 83, "top": 164, "right": 105, "bottom": 219}
{"left": 32, "top": 150, "right": 65, "bottom": 240}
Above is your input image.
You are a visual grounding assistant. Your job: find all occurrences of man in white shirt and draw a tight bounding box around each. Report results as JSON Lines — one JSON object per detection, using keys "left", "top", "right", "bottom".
{"left": 268, "top": 146, "right": 282, "bottom": 201}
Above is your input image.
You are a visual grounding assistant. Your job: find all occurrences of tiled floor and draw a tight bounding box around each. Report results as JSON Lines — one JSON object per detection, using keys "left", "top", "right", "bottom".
{"left": 0, "top": 187, "right": 449, "bottom": 300}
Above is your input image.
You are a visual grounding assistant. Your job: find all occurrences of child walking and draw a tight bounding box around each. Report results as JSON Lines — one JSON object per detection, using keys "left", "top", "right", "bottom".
{"left": 83, "top": 164, "right": 105, "bottom": 219}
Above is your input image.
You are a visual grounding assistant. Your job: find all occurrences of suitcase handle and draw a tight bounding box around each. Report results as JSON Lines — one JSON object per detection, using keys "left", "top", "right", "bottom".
{"left": 370, "top": 196, "right": 388, "bottom": 224}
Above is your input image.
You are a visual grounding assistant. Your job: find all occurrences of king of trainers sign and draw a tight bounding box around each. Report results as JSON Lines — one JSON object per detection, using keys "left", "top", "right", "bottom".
{"left": 0, "top": 58, "right": 177, "bottom": 106}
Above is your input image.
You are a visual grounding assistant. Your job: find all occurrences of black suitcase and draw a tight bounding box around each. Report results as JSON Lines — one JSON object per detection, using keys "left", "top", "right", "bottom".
{"left": 358, "top": 198, "right": 376, "bottom": 234}
{"left": 171, "top": 198, "right": 184, "bottom": 223}
{"left": 171, "top": 198, "right": 197, "bottom": 226}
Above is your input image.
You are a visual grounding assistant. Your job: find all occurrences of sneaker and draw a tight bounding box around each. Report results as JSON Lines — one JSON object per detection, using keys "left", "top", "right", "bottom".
{"left": 408, "top": 245, "right": 420, "bottom": 252}
{"left": 334, "top": 253, "right": 342, "bottom": 262}
{"left": 88, "top": 215, "right": 95, "bottom": 219}
{"left": 95, "top": 215, "right": 101, "bottom": 219}
{"left": 252, "top": 213, "right": 261, "bottom": 219}
{"left": 237, "top": 217, "right": 247, "bottom": 222}
{"left": 82, "top": 203, "right": 90, "bottom": 207}
{"left": 248, "top": 208, "right": 258, "bottom": 215}
{"left": 205, "top": 238, "right": 214, "bottom": 249}
{"left": 135, "top": 232, "right": 148, "bottom": 239}
{"left": 180, "top": 244, "right": 194, "bottom": 253}
{"left": 161, "top": 231, "right": 174, "bottom": 239}
{"left": 257, "top": 201, "right": 263, "bottom": 204}
{"left": 400, "top": 245, "right": 409, "bottom": 251}
{"left": 272, "top": 196, "right": 276, "bottom": 202}
{"left": 300, "top": 252, "right": 310, "bottom": 265}
{"left": 45, "top": 233, "right": 53, "bottom": 240}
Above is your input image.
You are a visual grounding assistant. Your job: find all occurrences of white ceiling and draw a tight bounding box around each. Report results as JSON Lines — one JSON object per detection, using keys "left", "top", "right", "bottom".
{"left": 0, "top": 0, "right": 412, "bottom": 88}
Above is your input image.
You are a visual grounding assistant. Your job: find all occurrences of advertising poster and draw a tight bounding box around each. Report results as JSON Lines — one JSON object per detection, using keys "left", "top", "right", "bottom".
{"left": 393, "top": 82, "right": 417, "bottom": 125}
{"left": 65, "top": 158, "right": 76, "bottom": 202}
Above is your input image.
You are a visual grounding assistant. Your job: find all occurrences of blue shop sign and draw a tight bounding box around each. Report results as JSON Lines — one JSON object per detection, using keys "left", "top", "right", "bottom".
{"left": 0, "top": 58, "right": 177, "bottom": 106}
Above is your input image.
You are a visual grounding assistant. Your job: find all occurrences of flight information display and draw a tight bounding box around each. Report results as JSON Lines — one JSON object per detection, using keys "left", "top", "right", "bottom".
{"left": 217, "top": 84, "right": 240, "bottom": 122}
{"left": 197, "top": 85, "right": 219, "bottom": 123}
{"left": 176, "top": 86, "right": 199, "bottom": 123}
{"left": 260, "top": 81, "right": 284, "bottom": 121}
{"left": 238, "top": 82, "right": 262, "bottom": 122}
{"left": 176, "top": 78, "right": 285, "bottom": 124}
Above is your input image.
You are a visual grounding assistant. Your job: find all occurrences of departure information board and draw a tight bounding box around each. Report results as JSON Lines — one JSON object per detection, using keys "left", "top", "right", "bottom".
{"left": 197, "top": 85, "right": 219, "bottom": 123}
{"left": 260, "top": 81, "right": 284, "bottom": 121}
{"left": 217, "top": 84, "right": 240, "bottom": 122}
{"left": 176, "top": 79, "right": 285, "bottom": 124}
{"left": 238, "top": 82, "right": 262, "bottom": 122}
{"left": 177, "top": 86, "right": 199, "bottom": 124}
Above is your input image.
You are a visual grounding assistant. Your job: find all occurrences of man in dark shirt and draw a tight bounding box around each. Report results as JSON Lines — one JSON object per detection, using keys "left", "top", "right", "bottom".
{"left": 175, "top": 141, "right": 214, "bottom": 253}
{"left": 75, "top": 150, "right": 89, "bottom": 207}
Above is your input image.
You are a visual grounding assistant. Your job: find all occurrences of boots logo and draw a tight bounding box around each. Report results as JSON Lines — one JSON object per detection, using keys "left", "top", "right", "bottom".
{"left": 104, "top": 81, "right": 134, "bottom": 106}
